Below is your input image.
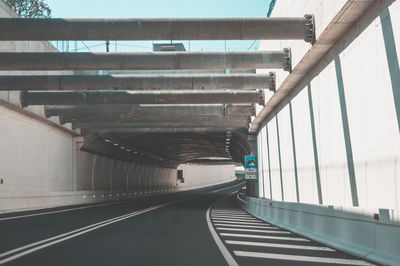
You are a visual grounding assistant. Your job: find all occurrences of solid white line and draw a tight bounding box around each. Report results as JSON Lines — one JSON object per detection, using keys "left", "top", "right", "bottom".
{"left": 206, "top": 198, "right": 239, "bottom": 266}
{"left": 212, "top": 215, "right": 255, "bottom": 219}
{"left": 233, "top": 251, "right": 373, "bottom": 265}
{"left": 220, "top": 233, "right": 310, "bottom": 242}
{"left": 211, "top": 211, "right": 251, "bottom": 214}
{"left": 212, "top": 217, "right": 263, "bottom": 222}
{"left": 211, "top": 220, "right": 268, "bottom": 226}
{"left": 212, "top": 218, "right": 264, "bottom": 224}
{"left": 212, "top": 217, "right": 260, "bottom": 222}
{"left": 211, "top": 215, "right": 258, "bottom": 220}
{"left": 0, "top": 207, "right": 160, "bottom": 264}
{"left": 212, "top": 210, "right": 247, "bottom": 213}
{"left": 212, "top": 211, "right": 248, "bottom": 215}
{"left": 0, "top": 183, "right": 242, "bottom": 264}
{"left": 0, "top": 183, "right": 244, "bottom": 221}
{"left": 225, "top": 240, "right": 335, "bottom": 251}
{"left": 216, "top": 227, "right": 290, "bottom": 234}
{"left": 213, "top": 223, "right": 279, "bottom": 230}
{"left": 0, "top": 201, "right": 122, "bottom": 221}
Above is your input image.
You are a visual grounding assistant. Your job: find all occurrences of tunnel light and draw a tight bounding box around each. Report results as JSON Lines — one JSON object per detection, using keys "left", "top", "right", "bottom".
{"left": 126, "top": 149, "right": 131, "bottom": 152}
{"left": 105, "top": 139, "right": 112, "bottom": 143}
{"left": 113, "top": 143, "right": 118, "bottom": 146}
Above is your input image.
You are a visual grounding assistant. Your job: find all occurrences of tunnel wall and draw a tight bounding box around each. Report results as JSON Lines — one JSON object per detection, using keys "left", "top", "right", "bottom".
{"left": 256, "top": 0, "right": 400, "bottom": 210}
{"left": 0, "top": 104, "right": 236, "bottom": 213}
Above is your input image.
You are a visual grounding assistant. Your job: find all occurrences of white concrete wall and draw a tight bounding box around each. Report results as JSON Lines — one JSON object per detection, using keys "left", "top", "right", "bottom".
{"left": 257, "top": 0, "right": 400, "bottom": 210}
{"left": 0, "top": 105, "right": 74, "bottom": 193}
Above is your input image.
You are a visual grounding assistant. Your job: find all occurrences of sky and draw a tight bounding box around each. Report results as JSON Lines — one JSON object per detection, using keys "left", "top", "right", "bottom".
{"left": 46, "top": 0, "right": 271, "bottom": 53}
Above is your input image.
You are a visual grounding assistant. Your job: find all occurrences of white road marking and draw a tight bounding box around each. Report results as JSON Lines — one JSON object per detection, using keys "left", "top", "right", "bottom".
{"left": 233, "top": 251, "right": 374, "bottom": 265}
{"left": 220, "top": 233, "right": 310, "bottom": 242}
{"left": 216, "top": 227, "right": 291, "bottom": 234}
{"left": 212, "top": 217, "right": 260, "bottom": 222}
{"left": 0, "top": 201, "right": 122, "bottom": 221}
{"left": 211, "top": 211, "right": 251, "bottom": 214}
{"left": 212, "top": 219, "right": 264, "bottom": 225}
{"left": 0, "top": 183, "right": 245, "bottom": 222}
{"left": 0, "top": 206, "right": 161, "bottom": 264}
{"left": 212, "top": 211, "right": 248, "bottom": 215}
{"left": 213, "top": 223, "right": 279, "bottom": 230}
{"left": 206, "top": 197, "right": 239, "bottom": 266}
{"left": 0, "top": 183, "right": 243, "bottom": 264}
{"left": 226, "top": 240, "right": 335, "bottom": 251}
{"left": 212, "top": 216, "right": 263, "bottom": 222}
{"left": 212, "top": 217, "right": 260, "bottom": 223}
{"left": 211, "top": 215, "right": 258, "bottom": 220}
{"left": 212, "top": 215, "right": 255, "bottom": 220}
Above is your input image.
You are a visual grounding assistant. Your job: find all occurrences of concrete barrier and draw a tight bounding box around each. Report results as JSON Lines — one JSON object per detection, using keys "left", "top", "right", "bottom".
{"left": 237, "top": 194, "right": 400, "bottom": 266}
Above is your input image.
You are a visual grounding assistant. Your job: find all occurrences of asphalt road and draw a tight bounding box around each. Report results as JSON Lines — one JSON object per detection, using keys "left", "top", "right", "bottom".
{"left": 0, "top": 180, "right": 373, "bottom": 266}
{"left": 0, "top": 180, "right": 243, "bottom": 266}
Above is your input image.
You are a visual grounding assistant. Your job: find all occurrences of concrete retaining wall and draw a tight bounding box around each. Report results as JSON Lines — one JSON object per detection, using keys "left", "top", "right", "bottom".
{"left": 237, "top": 194, "right": 400, "bottom": 266}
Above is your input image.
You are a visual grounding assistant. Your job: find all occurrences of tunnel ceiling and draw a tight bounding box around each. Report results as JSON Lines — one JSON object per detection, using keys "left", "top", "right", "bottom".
{"left": 81, "top": 131, "right": 251, "bottom": 168}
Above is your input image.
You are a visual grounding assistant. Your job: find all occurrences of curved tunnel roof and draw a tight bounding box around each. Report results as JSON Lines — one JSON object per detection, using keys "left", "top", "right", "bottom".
{"left": 81, "top": 131, "right": 251, "bottom": 168}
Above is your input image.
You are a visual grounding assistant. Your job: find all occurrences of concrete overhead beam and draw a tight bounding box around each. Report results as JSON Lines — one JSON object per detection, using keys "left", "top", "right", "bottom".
{"left": 21, "top": 90, "right": 264, "bottom": 106}
{"left": 0, "top": 50, "right": 291, "bottom": 71}
{"left": 0, "top": 74, "right": 276, "bottom": 91}
{"left": 73, "top": 121, "right": 249, "bottom": 129}
{"left": 82, "top": 127, "right": 248, "bottom": 134}
{"left": 0, "top": 16, "right": 315, "bottom": 42}
{"left": 45, "top": 104, "right": 256, "bottom": 118}
{"left": 60, "top": 115, "right": 250, "bottom": 124}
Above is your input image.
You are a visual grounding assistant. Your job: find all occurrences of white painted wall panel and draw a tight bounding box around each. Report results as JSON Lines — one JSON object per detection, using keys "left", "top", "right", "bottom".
{"left": 257, "top": 0, "right": 400, "bottom": 209}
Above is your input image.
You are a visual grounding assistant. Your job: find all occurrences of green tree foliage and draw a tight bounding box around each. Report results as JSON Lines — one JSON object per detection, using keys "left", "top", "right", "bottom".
{"left": 4, "top": 0, "right": 51, "bottom": 18}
